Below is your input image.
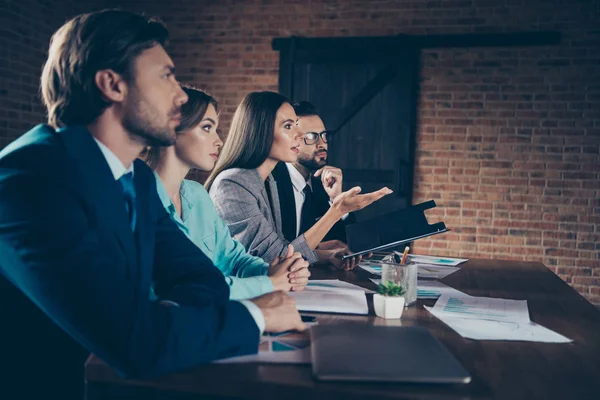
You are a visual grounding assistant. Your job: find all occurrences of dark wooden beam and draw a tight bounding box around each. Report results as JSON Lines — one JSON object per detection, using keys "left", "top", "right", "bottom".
{"left": 277, "top": 36, "right": 296, "bottom": 99}
{"left": 272, "top": 31, "right": 561, "bottom": 53}
{"left": 415, "top": 31, "right": 561, "bottom": 48}
{"left": 273, "top": 35, "right": 412, "bottom": 53}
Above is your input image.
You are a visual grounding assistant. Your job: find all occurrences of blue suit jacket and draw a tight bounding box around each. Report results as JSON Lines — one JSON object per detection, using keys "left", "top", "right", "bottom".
{"left": 0, "top": 125, "right": 259, "bottom": 399}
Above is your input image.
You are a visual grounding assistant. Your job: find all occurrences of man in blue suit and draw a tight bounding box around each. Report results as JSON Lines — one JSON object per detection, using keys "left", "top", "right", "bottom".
{"left": 0, "top": 10, "right": 305, "bottom": 400}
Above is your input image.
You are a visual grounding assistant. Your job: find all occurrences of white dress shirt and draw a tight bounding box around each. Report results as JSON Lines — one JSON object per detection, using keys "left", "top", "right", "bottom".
{"left": 285, "top": 163, "right": 311, "bottom": 237}
{"left": 93, "top": 137, "right": 134, "bottom": 179}
{"left": 92, "top": 138, "right": 265, "bottom": 334}
{"left": 285, "top": 163, "right": 348, "bottom": 237}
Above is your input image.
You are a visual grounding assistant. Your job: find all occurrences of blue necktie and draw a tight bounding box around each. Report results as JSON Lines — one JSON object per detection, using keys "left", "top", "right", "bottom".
{"left": 118, "top": 172, "right": 137, "bottom": 231}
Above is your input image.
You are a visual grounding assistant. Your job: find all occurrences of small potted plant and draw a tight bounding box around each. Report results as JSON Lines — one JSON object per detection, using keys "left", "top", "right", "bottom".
{"left": 373, "top": 281, "right": 406, "bottom": 319}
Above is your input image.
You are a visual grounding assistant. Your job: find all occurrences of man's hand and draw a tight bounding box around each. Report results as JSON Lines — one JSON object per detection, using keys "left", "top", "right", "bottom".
{"left": 315, "top": 241, "right": 363, "bottom": 271}
{"left": 331, "top": 186, "right": 392, "bottom": 217}
{"left": 316, "top": 239, "right": 346, "bottom": 251}
{"left": 250, "top": 291, "right": 306, "bottom": 333}
{"left": 267, "top": 245, "right": 311, "bottom": 292}
{"left": 314, "top": 166, "right": 343, "bottom": 200}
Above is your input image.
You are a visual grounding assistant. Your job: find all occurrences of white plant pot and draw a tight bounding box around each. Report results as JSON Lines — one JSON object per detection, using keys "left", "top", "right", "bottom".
{"left": 373, "top": 294, "right": 405, "bottom": 319}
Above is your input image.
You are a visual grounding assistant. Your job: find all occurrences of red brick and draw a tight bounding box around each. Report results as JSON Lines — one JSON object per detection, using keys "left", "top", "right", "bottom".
{"left": 2, "top": 0, "right": 598, "bottom": 305}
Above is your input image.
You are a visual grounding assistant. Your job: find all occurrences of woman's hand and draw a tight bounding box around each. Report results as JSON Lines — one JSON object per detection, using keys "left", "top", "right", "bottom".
{"left": 268, "top": 245, "right": 310, "bottom": 292}
{"left": 330, "top": 186, "right": 393, "bottom": 217}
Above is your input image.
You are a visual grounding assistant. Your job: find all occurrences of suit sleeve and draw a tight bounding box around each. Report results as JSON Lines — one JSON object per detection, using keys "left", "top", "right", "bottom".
{"left": 0, "top": 168, "right": 259, "bottom": 379}
{"left": 210, "top": 178, "right": 319, "bottom": 264}
{"left": 214, "top": 214, "right": 274, "bottom": 300}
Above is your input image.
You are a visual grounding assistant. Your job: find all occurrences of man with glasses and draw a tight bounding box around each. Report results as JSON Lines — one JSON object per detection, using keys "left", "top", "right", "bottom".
{"left": 272, "top": 101, "right": 355, "bottom": 246}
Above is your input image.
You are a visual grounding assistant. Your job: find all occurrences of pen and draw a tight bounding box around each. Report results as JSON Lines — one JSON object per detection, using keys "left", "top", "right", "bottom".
{"left": 400, "top": 246, "right": 410, "bottom": 265}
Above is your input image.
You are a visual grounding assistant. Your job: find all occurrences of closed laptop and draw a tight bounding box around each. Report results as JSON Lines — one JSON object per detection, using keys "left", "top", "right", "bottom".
{"left": 311, "top": 324, "right": 471, "bottom": 384}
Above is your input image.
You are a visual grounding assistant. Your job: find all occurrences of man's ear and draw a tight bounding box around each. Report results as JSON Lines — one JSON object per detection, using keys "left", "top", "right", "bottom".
{"left": 94, "top": 69, "right": 128, "bottom": 103}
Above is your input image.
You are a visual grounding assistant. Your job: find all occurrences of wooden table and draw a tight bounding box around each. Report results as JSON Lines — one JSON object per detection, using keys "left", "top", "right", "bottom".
{"left": 85, "top": 259, "right": 600, "bottom": 399}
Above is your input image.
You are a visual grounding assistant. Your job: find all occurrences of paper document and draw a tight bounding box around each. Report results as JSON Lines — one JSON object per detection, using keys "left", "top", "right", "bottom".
{"left": 416, "top": 280, "right": 464, "bottom": 299}
{"left": 425, "top": 307, "right": 571, "bottom": 343}
{"left": 403, "top": 254, "right": 468, "bottom": 266}
{"left": 358, "top": 263, "right": 383, "bottom": 276}
{"left": 416, "top": 264, "right": 461, "bottom": 279}
{"left": 289, "top": 286, "right": 368, "bottom": 315}
{"left": 426, "top": 293, "right": 571, "bottom": 343}
{"left": 431, "top": 294, "right": 531, "bottom": 323}
{"left": 216, "top": 330, "right": 312, "bottom": 364}
{"left": 359, "top": 263, "right": 460, "bottom": 280}
{"left": 370, "top": 279, "right": 464, "bottom": 299}
{"left": 307, "top": 279, "right": 374, "bottom": 293}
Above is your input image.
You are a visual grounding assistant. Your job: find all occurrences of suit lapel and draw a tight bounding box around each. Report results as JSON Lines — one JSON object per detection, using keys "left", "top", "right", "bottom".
{"left": 56, "top": 126, "right": 138, "bottom": 269}
{"left": 266, "top": 175, "right": 283, "bottom": 235}
{"left": 272, "top": 162, "right": 297, "bottom": 241}
{"left": 256, "top": 170, "right": 271, "bottom": 214}
{"left": 252, "top": 169, "right": 279, "bottom": 233}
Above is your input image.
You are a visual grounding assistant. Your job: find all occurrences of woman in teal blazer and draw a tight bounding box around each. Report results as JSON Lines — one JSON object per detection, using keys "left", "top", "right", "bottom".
{"left": 143, "top": 85, "right": 310, "bottom": 300}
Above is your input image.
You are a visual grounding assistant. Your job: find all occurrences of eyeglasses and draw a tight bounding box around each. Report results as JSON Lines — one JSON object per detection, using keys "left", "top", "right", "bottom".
{"left": 303, "top": 131, "right": 330, "bottom": 145}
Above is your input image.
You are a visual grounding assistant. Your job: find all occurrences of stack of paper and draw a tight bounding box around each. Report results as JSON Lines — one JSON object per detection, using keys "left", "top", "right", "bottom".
{"left": 306, "top": 279, "right": 374, "bottom": 293}
{"left": 425, "top": 293, "right": 571, "bottom": 343}
{"left": 415, "top": 264, "right": 461, "bottom": 279}
{"left": 358, "top": 263, "right": 384, "bottom": 276}
{"left": 370, "top": 278, "right": 464, "bottom": 299}
{"left": 403, "top": 254, "right": 468, "bottom": 266}
{"left": 289, "top": 285, "right": 368, "bottom": 315}
{"left": 359, "top": 262, "right": 460, "bottom": 280}
{"left": 415, "top": 280, "right": 464, "bottom": 299}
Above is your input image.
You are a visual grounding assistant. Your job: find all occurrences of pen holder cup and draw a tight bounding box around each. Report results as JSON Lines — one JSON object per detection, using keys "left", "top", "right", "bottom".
{"left": 381, "top": 262, "right": 418, "bottom": 306}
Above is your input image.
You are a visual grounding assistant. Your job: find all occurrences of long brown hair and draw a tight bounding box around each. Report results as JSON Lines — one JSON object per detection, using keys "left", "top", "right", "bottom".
{"left": 41, "top": 9, "right": 168, "bottom": 128}
{"left": 141, "top": 85, "right": 218, "bottom": 169}
{"left": 205, "top": 91, "right": 290, "bottom": 190}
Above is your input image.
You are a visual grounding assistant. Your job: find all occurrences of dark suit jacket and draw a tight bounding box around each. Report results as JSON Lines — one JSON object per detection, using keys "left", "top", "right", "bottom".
{"left": 0, "top": 125, "right": 259, "bottom": 400}
{"left": 271, "top": 162, "right": 355, "bottom": 244}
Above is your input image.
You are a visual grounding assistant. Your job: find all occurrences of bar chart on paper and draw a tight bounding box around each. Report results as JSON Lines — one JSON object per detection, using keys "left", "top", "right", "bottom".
{"left": 432, "top": 294, "right": 531, "bottom": 323}
{"left": 443, "top": 298, "right": 507, "bottom": 319}
{"left": 425, "top": 294, "right": 571, "bottom": 343}
{"left": 369, "top": 279, "right": 464, "bottom": 299}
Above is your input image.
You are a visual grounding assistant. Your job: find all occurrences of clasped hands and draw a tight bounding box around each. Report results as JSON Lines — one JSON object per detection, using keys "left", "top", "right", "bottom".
{"left": 267, "top": 244, "right": 310, "bottom": 292}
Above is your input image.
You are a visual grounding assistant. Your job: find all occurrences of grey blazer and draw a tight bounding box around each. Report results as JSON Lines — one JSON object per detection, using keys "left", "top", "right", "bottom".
{"left": 209, "top": 168, "right": 319, "bottom": 264}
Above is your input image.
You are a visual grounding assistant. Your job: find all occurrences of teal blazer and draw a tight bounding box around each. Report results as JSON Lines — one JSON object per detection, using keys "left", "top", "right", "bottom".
{"left": 0, "top": 125, "right": 259, "bottom": 399}
{"left": 155, "top": 176, "right": 274, "bottom": 300}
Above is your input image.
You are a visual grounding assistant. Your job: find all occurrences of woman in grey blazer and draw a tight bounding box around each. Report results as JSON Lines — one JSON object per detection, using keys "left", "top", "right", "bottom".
{"left": 206, "top": 91, "right": 391, "bottom": 269}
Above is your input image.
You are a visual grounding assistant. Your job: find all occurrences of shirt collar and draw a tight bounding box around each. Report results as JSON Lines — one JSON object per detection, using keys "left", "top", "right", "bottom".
{"left": 92, "top": 137, "right": 134, "bottom": 180}
{"left": 285, "top": 163, "right": 310, "bottom": 192}
{"left": 179, "top": 180, "right": 194, "bottom": 212}
{"left": 154, "top": 173, "right": 194, "bottom": 220}
{"left": 155, "top": 173, "right": 172, "bottom": 209}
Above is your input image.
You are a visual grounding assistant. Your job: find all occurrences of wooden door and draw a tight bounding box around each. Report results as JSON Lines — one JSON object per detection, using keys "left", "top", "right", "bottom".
{"left": 275, "top": 37, "right": 419, "bottom": 221}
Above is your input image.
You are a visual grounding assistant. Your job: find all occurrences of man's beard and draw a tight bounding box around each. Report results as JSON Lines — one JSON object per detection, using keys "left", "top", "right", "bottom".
{"left": 122, "top": 86, "right": 178, "bottom": 147}
{"left": 297, "top": 151, "right": 327, "bottom": 171}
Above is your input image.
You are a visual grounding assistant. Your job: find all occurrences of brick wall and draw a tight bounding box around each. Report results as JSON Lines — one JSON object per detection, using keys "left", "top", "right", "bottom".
{"left": 2, "top": 0, "right": 599, "bottom": 303}
{"left": 416, "top": 41, "right": 600, "bottom": 303}
{"left": 0, "top": 0, "right": 105, "bottom": 146}
{"left": 112, "top": 0, "right": 599, "bottom": 304}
